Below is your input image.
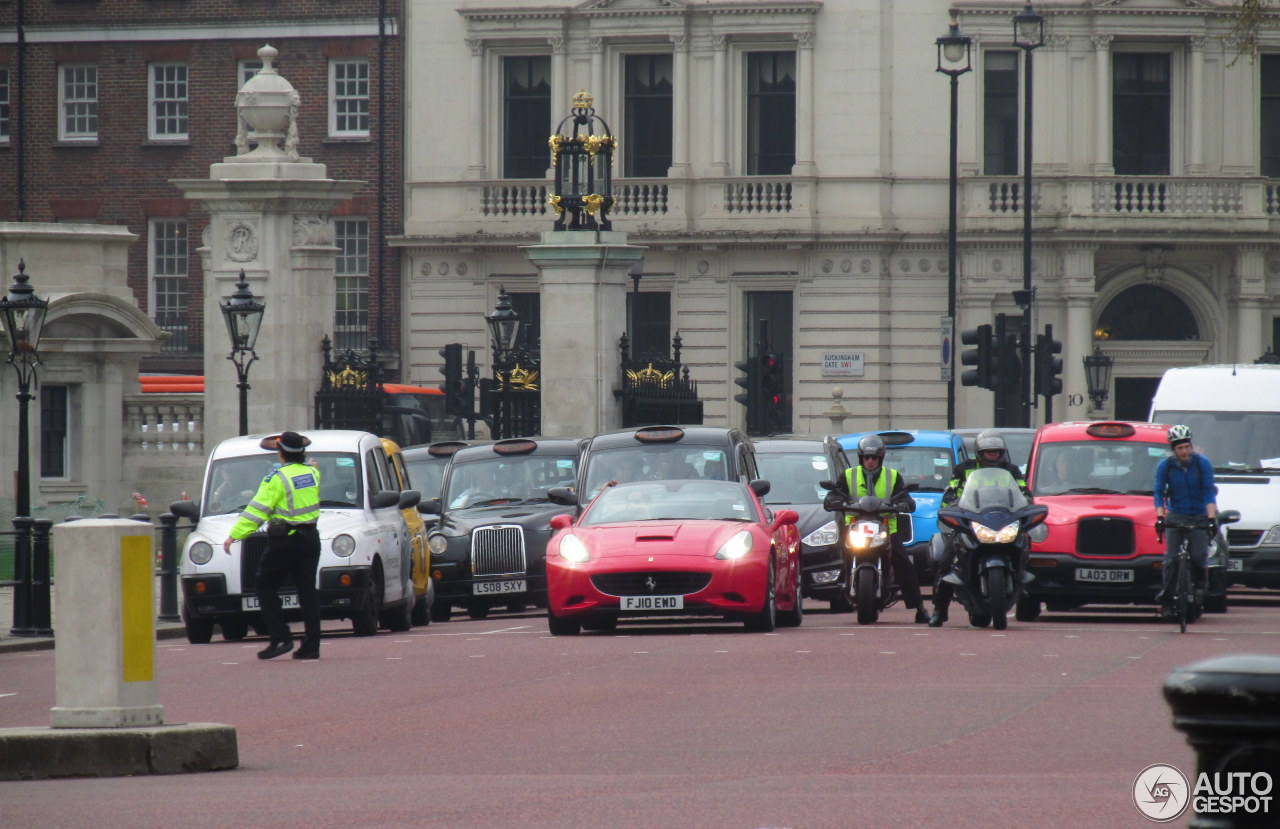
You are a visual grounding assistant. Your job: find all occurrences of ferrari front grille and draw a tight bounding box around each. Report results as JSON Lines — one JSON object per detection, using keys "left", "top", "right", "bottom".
{"left": 591, "top": 571, "right": 712, "bottom": 597}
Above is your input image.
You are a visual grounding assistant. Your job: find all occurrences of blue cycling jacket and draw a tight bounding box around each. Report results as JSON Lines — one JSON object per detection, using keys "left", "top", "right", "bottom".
{"left": 1153, "top": 453, "right": 1217, "bottom": 515}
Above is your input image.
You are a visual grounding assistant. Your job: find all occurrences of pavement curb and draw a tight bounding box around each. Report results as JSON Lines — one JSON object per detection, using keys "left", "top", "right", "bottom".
{"left": 0, "top": 722, "right": 238, "bottom": 780}
{"left": 0, "top": 625, "right": 189, "bottom": 654}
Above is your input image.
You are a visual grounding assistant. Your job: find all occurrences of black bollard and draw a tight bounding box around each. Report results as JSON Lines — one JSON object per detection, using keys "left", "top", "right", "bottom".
{"left": 1164, "top": 654, "right": 1280, "bottom": 829}
{"left": 30, "top": 518, "right": 54, "bottom": 636}
{"left": 8, "top": 516, "right": 35, "bottom": 636}
{"left": 158, "top": 513, "right": 181, "bottom": 622}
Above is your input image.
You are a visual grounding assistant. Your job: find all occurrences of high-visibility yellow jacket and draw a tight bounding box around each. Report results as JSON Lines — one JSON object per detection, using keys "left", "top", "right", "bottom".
{"left": 844, "top": 465, "right": 902, "bottom": 534}
{"left": 229, "top": 462, "right": 322, "bottom": 540}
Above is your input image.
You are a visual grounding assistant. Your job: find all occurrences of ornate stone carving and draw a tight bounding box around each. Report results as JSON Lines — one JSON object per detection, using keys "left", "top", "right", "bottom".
{"left": 225, "top": 222, "right": 259, "bottom": 262}
{"left": 234, "top": 44, "right": 302, "bottom": 162}
{"left": 292, "top": 214, "right": 334, "bottom": 247}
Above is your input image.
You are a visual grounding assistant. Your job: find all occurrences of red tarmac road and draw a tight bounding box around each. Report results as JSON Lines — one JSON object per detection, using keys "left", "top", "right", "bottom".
{"left": 3, "top": 595, "right": 1280, "bottom": 829}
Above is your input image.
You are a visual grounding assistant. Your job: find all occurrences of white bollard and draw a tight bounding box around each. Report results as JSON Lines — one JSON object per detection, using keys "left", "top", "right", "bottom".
{"left": 49, "top": 519, "right": 165, "bottom": 728}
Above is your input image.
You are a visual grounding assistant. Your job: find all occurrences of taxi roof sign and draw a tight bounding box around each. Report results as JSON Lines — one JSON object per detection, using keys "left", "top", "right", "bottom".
{"left": 1085, "top": 422, "right": 1136, "bottom": 439}
{"left": 876, "top": 431, "right": 915, "bottom": 447}
{"left": 427, "top": 441, "right": 469, "bottom": 458}
{"left": 493, "top": 439, "right": 538, "bottom": 455}
{"left": 634, "top": 427, "right": 685, "bottom": 443}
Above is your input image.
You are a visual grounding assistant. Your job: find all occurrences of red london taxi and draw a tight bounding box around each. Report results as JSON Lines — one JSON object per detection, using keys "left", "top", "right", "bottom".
{"left": 545, "top": 479, "right": 801, "bottom": 634}
{"left": 1017, "top": 420, "right": 1228, "bottom": 620}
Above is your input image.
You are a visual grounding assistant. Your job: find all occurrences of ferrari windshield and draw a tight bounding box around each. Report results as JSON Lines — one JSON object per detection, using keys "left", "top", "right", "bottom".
{"left": 956, "top": 467, "right": 1029, "bottom": 512}
{"left": 581, "top": 480, "right": 758, "bottom": 525}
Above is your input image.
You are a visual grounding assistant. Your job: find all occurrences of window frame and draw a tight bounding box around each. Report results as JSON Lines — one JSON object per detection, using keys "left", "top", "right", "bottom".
{"left": 334, "top": 217, "right": 370, "bottom": 351}
{"left": 500, "top": 53, "right": 552, "bottom": 179}
{"left": 735, "top": 46, "right": 797, "bottom": 176}
{"left": 58, "top": 64, "right": 99, "bottom": 142}
{"left": 0, "top": 67, "right": 10, "bottom": 144}
{"left": 40, "top": 385, "right": 71, "bottom": 481}
{"left": 148, "top": 61, "right": 189, "bottom": 142}
{"left": 1112, "top": 47, "right": 1180, "bottom": 176}
{"left": 981, "top": 50, "right": 1020, "bottom": 176}
{"left": 329, "top": 58, "right": 371, "bottom": 138}
{"left": 622, "top": 52, "right": 674, "bottom": 178}
{"left": 148, "top": 218, "right": 190, "bottom": 351}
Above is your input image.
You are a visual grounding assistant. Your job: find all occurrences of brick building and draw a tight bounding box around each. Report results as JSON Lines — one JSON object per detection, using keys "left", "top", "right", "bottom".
{"left": 0, "top": 0, "right": 403, "bottom": 374}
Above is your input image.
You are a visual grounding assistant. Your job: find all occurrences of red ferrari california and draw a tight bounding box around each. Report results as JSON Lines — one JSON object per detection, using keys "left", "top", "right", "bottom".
{"left": 545, "top": 479, "right": 802, "bottom": 634}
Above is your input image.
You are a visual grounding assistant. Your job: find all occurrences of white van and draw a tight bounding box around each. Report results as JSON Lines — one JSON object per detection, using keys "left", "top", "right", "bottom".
{"left": 172, "top": 430, "right": 420, "bottom": 643}
{"left": 1149, "top": 365, "right": 1280, "bottom": 588}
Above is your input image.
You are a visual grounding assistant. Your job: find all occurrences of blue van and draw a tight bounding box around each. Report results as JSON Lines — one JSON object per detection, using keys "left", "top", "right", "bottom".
{"left": 835, "top": 430, "right": 970, "bottom": 583}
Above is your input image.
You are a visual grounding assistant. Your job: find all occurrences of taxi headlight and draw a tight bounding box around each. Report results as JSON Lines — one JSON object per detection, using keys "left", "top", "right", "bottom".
{"left": 427, "top": 535, "right": 448, "bottom": 555}
{"left": 715, "top": 530, "right": 753, "bottom": 560}
{"left": 188, "top": 541, "right": 213, "bottom": 565}
{"left": 973, "top": 521, "right": 1019, "bottom": 544}
{"left": 332, "top": 534, "right": 356, "bottom": 558}
{"left": 1028, "top": 523, "right": 1048, "bottom": 544}
{"left": 801, "top": 520, "right": 838, "bottom": 548}
{"left": 558, "top": 533, "right": 590, "bottom": 564}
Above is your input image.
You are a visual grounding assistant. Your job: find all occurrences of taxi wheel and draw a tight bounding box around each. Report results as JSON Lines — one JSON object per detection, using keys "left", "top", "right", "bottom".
{"left": 467, "top": 603, "right": 490, "bottom": 620}
{"left": 184, "top": 613, "right": 214, "bottom": 645}
{"left": 429, "top": 601, "right": 453, "bottom": 623}
{"left": 1015, "top": 595, "right": 1041, "bottom": 622}
{"left": 411, "top": 595, "right": 430, "bottom": 626}
{"left": 220, "top": 620, "right": 249, "bottom": 642}
{"left": 506, "top": 601, "right": 528, "bottom": 613}
{"left": 383, "top": 594, "right": 413, "bottom": 633}
{"left": 352, "top": 567, "right": 384, "bottom": 637}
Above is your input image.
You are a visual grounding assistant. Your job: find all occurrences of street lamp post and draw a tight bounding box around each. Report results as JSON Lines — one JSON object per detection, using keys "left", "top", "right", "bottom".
{"left": 937, "top": 15, "right": 972, "bottom": 430}
{"left": 220, "top": 270, "right": 266, "bottom": 437}
{"left": 549, "top": 90, "right": 616, "bottom": 232}
{"left": 1083, "top": 347, "right": 1114, "bottom": 412}
{"left": 1014, "top": 1, "right": 1044, "bottom": 428}
{"left": 486, "top": 287, "right": 521, "bottom": 440}
{"left": 1, "top": 260, "right": 50, "bottom": 636}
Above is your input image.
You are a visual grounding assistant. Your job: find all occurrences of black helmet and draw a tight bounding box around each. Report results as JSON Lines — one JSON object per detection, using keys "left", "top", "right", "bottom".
{"left": 974, "top": 429, "right": 1008, "bottom": 466}
{"left": 857, "top": 434, "right": 887, "bottom": 462}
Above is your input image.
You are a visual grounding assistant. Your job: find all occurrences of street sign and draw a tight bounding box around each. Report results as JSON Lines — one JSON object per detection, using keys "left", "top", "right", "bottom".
{"left": 822, "top": 352, "right": 864, "bottom": 377}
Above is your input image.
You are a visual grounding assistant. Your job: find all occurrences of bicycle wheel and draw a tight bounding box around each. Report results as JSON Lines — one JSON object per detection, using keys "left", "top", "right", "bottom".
{"left": 1176, "top": 547, "right": 1190, "bottom": 634}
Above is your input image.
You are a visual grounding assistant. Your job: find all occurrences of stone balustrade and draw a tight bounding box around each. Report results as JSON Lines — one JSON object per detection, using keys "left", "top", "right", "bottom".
{"left": 123, "top": 394, "right": 204, "bottom": 456}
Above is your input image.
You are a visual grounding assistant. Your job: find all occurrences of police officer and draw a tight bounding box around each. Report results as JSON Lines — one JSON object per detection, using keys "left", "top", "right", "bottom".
{"left": 841, "top": 434, "right": 927, "bottom": 624}
{"left": 222, "top": 431, "right": 323, "bottom": 660}
{"left": 929, "top": 429, "right": 1027, "bottom": 627}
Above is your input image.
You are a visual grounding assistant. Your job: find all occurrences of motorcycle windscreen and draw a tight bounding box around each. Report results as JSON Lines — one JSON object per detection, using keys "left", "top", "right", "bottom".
{"left": 956, "top": 467, "right": 1028, "bottom": 512}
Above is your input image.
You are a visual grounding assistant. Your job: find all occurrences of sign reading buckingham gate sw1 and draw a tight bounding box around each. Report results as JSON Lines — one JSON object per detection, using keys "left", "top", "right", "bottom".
{"left": 822, "top": 352, "right": 865, "bottom": 378}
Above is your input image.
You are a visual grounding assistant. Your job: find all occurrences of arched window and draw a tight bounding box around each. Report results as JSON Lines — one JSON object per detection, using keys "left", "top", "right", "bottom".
{"left": 1095, "top": 284, "right": 1198, "bottom": 340}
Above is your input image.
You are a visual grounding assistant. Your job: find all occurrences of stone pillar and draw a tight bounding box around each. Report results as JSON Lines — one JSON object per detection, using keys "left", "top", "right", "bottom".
{"left": 1187, "top": 38, "right": 1206, "bottom": 175}
{"left": 711, "top": 36, "right": 729, "bottom": 174}
{"left": 50, "top": 519, "right": 164, "bottom": 728}
{"left": 1091, "top": 35, "right": 1113, "bottom": 175}
{"left": 522, "top": 231, "right": 645, "bottom": 437}
{"left": 172, "top": 45, "right": 359, "bottom": 445}
{"left": 793, "top": 31, "right": 816, "bottom": 176}
{"left": 669, "top": 34, "right": 691, "bottom": 177}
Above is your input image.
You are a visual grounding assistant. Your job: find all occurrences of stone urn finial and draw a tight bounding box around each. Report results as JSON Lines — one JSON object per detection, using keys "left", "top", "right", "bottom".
{"left": 234, "top": 44, "right": 302, "bottom": 161}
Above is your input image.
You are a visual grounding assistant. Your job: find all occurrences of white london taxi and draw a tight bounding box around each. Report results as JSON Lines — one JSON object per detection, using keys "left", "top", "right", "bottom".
{"left": 172, "top": 430, "right": 420, "bottom": 644}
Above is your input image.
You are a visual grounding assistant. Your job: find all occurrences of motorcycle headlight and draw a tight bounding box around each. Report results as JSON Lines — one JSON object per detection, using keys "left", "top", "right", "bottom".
{"left": 715, "top": 530, "right": 753, "bottom": 560}
{"left": 427, "top": 534, "right": 448, "bottom": 555}
{"left": 188, "top": 541, "right": 213, "bottom": 565}
{"left": 557, "top": 533, "right": 590, "bottom": 564}
{"left": 332, "top": 533, "right": 356, "bottom": 558}
{"left": 845, "top": 521, "right": 886, "bottom": 550}
{"left": 801, "top": 520, "right": 838, "bottom": 548}
{"left": 973, "top": 521, "right": 1019, "bottom": 545}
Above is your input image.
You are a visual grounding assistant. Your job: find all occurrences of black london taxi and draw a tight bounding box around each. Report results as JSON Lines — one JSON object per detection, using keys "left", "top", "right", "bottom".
{"left": 422, "top": 437, "right": 585, "bottom": 621}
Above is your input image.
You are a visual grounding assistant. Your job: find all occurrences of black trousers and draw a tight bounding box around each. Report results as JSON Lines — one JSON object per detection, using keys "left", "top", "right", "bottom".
{"left": 257, "top": 524, "right": 321, "bottom": 650}
{"left": 889, "top": 535, "right": 923, "bottom": 610}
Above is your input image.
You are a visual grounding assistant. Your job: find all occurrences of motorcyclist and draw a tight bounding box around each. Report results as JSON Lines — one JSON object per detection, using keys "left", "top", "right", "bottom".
{"left": 838, "top": 434, "right": 927, "bottom": 624}
{"left": 929, "top": 429, "right": 1028, "bottom": 627}
{"left": 1153, "top": 424, "right": 1217, "bottom": 620}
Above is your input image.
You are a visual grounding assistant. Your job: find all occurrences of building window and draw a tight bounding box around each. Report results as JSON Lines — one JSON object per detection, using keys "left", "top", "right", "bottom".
{"left": 0, "top": 68, "right": 10, "bottom": 142}
{"left": 1096, "top": 284, "right": 1197, "bottom": 341}
{"left": 503, "top": 56, "right": 551, "bottom": 179}
{"left": 330, "top": 59, "right": 370, "bottom": 137}
{"left": 150, "top": 219, "right": 189, "bottom": 352}
{"left": 334, "top": 218, "right": 369, "bottom": 351}
{"left": 625, "top": 291, "right": 672, "bottom": 360}
{"left": 238, "top": 59, "right": 263, "bottom": 89}
{"left": 40, "top": 385, "right": 69, "bottom": 480}
{"left": 1113, "top": 52, "right": 1171, "bottom": 175}
{"left": 746, "top": 52, "right": 796, "bottom": 176}
{"left": 149, "top": 63, "right": 189, "bottom": 141}
{"left": 983, "top": 51, "right": 1020, "bottom": 175}
{"left": 624, "top": 55, "right": 673, "bottom": 177}
{"left": 59, "top": 65, "right": 98, "bottom": 141}
{"left": 1262, "top": 55, "right": 1280, "bottom": 177}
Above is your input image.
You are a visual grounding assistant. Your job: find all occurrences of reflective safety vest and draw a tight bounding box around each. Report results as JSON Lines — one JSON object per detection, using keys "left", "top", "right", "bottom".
{"left": 229, "top": 462, "right": 322, "bottom": 540}
{"left": 844, "top": 465, "right": 900, "bottom": 534}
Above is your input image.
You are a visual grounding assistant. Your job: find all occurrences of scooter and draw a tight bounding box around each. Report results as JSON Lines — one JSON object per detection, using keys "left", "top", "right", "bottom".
{"left": 934, "top": 467, "right": 1047, "bottom": 630}
{"left": 822, "top": 482, "right": 917, "bottom": 625}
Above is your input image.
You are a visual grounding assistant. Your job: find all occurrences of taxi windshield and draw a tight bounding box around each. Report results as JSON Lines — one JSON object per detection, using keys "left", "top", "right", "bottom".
{"left": 755, "top": 452, "right": 828, "bottom": 504}
{"left": 957, "top": 467, "right": 1028, "bottom": 512}
{"left": 204, "top": 452, "right": 362, "bottom": 516}
{"left": 444, "top": 455, "right": 578, "bottom": 510}
{"left": 404, "top": 458, "right": 446, "bottom": 500}
{"left": 1031, "top": 440, "right": 1168, "bottom": 497}
{"left": 581, "top": 445, "right": 729, "bottom": 501}
{"left": 883, "top": 445, "right": 955, "bottom": 493}
{"left": 581, "top": 480, "right": 756, "bottom": 525}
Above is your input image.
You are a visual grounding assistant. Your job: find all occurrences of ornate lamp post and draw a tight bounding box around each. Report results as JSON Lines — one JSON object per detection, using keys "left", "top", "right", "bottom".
{"left": 937, "top": 14, "right": 972, "bottom": 430}
{"left": 486, "top": 287, "right": 521, "bottom": 439}
{"left": 1, "top": 260, "right": 49, "bottom": 636}
{"left": 548, "top": 90, "right": 616, "bottom": 231}
{"left": 1083, "top": 347, "right": 1114, "bottom": 412}
{"left": 1013, "top": 1, "right": 1044, "bottom": 428}
{"left": 220, "top": 269, "right": 266, "bottom": 437}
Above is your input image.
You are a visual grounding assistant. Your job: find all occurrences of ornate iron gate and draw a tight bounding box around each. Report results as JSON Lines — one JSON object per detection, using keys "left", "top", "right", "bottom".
{"left": 488, "top": 344, "right": 541, "bottom": 438}
{"left": 314, "top": 335, "right": 384, "bottom": 435}
{"left": 618, "top": 332, "right": 704, "bottom": 427}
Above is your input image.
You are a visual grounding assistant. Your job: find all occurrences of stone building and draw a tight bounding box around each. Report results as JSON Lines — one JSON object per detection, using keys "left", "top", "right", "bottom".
{"left": 396, "top": 0, "right": 1280, "bottom": 433}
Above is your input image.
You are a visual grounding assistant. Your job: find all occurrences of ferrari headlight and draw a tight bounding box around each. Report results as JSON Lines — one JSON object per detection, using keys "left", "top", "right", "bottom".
{"left": 801, "top": 520, "right": 838, "bottom": 548}
{"left": 427, "top": 534, "right": 448, "bottom": 555}
{"left": 188, "top": 541, "right": 213, "bottom": 565}
{"left": 715, "top": 530, "right": 753, "bottom": 560}
{"left": 973, "top": 521, "right": 1019, "bottom": 544}
{"left": 845, "top": 521, "right": 887, "bottom": 550}
{"left": 558, "top": 533, "right": 590, "bottom": 564}
{"left": 332, "top": 533, "right": 356, "bottom": 558}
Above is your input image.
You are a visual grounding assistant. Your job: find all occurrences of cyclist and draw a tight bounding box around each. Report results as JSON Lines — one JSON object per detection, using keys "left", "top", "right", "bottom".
{"left": 1153, "top": 425, "right": 1217, "bottom": 620}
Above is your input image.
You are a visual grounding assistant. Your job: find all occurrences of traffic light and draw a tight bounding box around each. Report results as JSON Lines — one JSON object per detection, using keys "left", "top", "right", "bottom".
{"left": 1035, "top": 327, "right": 1064, "bottom": 398}
{"left": 960, "top": 324, "right": 993, "bottom": 389}
{"left": 438, "top": 343, "right": 466, "bottom": 416}
{"left": 990, "top": 314, "right": 1022, "bottom": 393}
{"left": 759, "top": 351, "right": 787, "bottom": 434}
{"left": 733, "top": 355, "right": 760, "bottom": 433}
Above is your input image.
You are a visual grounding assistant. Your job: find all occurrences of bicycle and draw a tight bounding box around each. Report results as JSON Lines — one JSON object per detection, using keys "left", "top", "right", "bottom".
{"left": 1157, "top": 515, "right": 1215, "bottom": 634}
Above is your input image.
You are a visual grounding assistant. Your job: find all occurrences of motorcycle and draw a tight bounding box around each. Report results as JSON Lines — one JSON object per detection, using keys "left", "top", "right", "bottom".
{"left": 821, "top": 482, "right": 918, "bottom": 625}
{"left": 933, "top": 467, "right": 1047, "bottom": 630}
